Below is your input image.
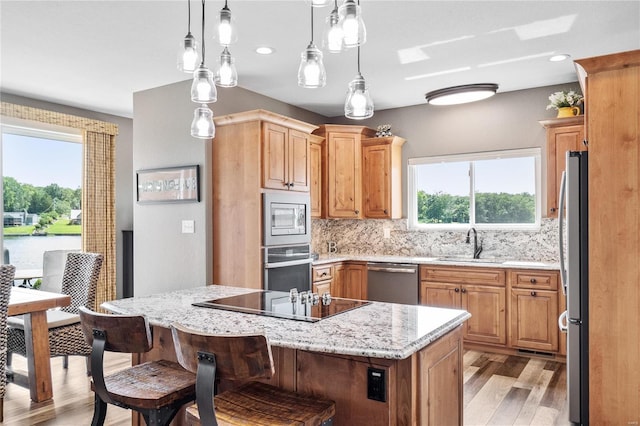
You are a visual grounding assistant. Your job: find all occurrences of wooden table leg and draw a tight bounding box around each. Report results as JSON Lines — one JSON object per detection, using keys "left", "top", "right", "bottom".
{"left": 23, "top": 311, "right": 54, "bottom": 402}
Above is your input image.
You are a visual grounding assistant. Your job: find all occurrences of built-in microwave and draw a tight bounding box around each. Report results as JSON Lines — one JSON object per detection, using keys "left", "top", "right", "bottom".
{"left": 262, "top": 192, "right": 311, "bottom": 246}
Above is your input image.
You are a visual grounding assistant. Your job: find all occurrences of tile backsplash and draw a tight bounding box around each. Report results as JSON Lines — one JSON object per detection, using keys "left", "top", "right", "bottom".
{"left": 311, "top": 218, "right": 560, "bottom": 262}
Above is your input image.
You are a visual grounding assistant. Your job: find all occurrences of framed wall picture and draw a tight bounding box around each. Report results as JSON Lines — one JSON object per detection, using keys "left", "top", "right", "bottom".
{"left": 136, "top": 165, "right": 200, "bottom": 203}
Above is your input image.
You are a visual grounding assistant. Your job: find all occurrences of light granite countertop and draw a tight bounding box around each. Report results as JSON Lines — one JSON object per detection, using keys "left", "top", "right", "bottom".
{"left": 313, "top": 254, "right": 560, "bottom": 270}
{"left": 102, "top": 285, "right": 470, "bottom": 360}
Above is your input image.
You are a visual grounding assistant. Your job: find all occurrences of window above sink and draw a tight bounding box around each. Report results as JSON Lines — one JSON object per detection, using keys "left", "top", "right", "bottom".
{"left": 407, "top": 148, "right": 542, "bottom": 231}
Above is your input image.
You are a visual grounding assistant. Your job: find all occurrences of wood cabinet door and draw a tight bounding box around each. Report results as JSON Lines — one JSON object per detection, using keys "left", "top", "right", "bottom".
{"left": 509, "top": 288, "right": 559, "bottom": 352}
{"left": 546, "top": 124, "right": 585, "bottom": 218}
{"left": 262, "top": 122, "right": 289, "bottom": 190}
{"left": 362, "top": 143, "right": 391, "bottom": 218}
{"left": 327, "top": 132, "right": 362, "bottom": 218}
{"left": 420, "top": 282, "right": 461, "bottom": 308}
{"left": 332, "top": 264, "right": 345, "bottom": 298}
{"left": 288, "top": 129, "right": 310, "bottom": 192}
{"left": 309, "top": 140, "right": 323, "bottom": 217}
{"left": 313, "top": 280, "right": 332, "bottom": 296}
{"left": 462, "top": 284, "right": 506, "bottom": 345}
{"left": 344, "top": 263, "right": 366, "bottom": 300}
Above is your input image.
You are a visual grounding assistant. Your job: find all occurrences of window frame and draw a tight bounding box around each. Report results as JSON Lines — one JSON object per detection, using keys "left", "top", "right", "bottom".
{"left": 407, "top": 147, "right": 542, "bottom": 231}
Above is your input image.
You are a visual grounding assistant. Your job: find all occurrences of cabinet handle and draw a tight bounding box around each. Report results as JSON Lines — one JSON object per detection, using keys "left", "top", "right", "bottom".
{"left": 290, "top": 182, "right": 294, "bottom": 188}
{"left": 461, "top": 288, "right": 466, "bottom": 293}
{"left": 320, "top": 272, "right": 327, "bottom": 277}
{"left": 530, "top": 278, "right": 537, "bottom": 284}
{"left": 454, "top": 288, "right": 460, "bottom": 293}
{"left": 354, "top": 210, "right": 359, "bottom": 215}
{"left": 383, "top": 209, "right": 388, "bottom": 215}
{"left": 550, "top": 207, "right": 557, "bottom": 213}
{"left": 283, "top": 182, "right": 289, "bottom": 187}
{"left": 531, "top": 291, "right": 537, "bottom": 297}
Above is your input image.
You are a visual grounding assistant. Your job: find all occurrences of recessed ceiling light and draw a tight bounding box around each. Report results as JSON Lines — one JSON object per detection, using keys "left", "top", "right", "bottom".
{"left": 549, "top": 54, "right": 571, "bottom": 62}
{"left": 255, "top": 46, "right": 274, "bottom": 55}
{"left": 425, "top": 83, "right": 499, "bottom": 106}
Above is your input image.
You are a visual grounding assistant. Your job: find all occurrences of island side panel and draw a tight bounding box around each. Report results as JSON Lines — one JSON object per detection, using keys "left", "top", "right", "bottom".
{"left": 419, "top": 325, "right": 463, "bottom": 425}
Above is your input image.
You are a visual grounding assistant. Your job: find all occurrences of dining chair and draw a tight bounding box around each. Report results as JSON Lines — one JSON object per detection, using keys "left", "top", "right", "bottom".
{"left": 78, "top": 306, "right": 196, "bottom": 426}
{"left": 41, "top": 249, "right": 79, "bottom": 293}
{"left": 171, "top": 323, "right": 336, "bottom": 426}
{"left": 0, "top": 264, "right": 17, "bottom": 423}
{"left": 6, "top": 252, "right": 103, "bottom": 374}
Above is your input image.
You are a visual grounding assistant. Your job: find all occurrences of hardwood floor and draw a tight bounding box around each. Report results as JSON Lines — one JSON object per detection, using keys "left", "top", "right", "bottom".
{"left": 463, "top": 350, "right": 569, "bottom": 426}
{"left": 3, "top": 350, "right": 569, "bottom": 425}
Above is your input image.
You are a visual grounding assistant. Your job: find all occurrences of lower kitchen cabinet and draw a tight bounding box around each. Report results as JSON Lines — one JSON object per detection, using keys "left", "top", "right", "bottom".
{"left": 313, "top": 280, "right": 331, "bottom": 296}
{"left": 420, "top": 266, "right": 507, "bottom": 347}
{"left": 508, "top": 269, "right": 560, "bottom": 353}
{"left": 333, "top": 262, "right": 367, "bottom": 300}
{"left": 509, "top": 288, "right": 558, "bottom": 352}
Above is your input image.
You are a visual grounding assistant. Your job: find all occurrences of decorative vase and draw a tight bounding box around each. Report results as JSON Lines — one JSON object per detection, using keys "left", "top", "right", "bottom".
{"left": 557, "top": 106, "right": 580, "bottom": 118}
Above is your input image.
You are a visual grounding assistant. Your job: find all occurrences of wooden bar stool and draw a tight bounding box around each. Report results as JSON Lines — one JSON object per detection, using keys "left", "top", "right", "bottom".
{"left": 171, "top": 323, "right": 335, "bottom": 426}
{"left": 78, "top": 307, "right": 196, "bottom": 426}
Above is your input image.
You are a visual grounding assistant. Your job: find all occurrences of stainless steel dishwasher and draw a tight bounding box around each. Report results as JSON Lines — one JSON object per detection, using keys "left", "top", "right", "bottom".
{"left": 367, "top": 263, "right": 419, "bottom": 305}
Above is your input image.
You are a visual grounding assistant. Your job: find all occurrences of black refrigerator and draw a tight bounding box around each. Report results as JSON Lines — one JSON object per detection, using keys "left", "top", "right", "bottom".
{"left": 558, "top": 150, "right": 589, "bottom": 425}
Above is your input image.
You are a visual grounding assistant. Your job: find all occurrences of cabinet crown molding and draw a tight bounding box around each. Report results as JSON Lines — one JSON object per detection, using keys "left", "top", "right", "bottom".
{"left": 214, "top": 109, "right": 317, "bottom": 134}
{"left": 313, "top": 124, "right": 376, "bottom": 137}
{"left": 362, "top": 135, "right": 406, "bottom": 147}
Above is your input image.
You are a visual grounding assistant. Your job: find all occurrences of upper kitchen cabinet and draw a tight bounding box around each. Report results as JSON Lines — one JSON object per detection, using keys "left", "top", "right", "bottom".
{"left": 263, "top": 122, "right": 312, "bottom": 192}
{"left": 309, "top": 134, "right": 325, "bottom": 218}
{"left": 313, "top": 125, "right": 376, "bottom": 218}
{"left": 362, "top": 136, "right": 406, "bottom": 219}
{"left": 211, "top": 110, "right": 316, "bottom": 288}
{"left": 540, "top": 116, "right": 585, "bottom": 218}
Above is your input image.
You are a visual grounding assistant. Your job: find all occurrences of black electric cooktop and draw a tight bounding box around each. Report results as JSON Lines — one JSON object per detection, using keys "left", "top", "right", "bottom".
{"left": 193, "top": 290, "right": 370, "bottom": 322}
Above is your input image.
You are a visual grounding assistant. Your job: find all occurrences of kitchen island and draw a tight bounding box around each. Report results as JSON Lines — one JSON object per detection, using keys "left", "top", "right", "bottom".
{"left": 103, "top": 285, "right": 470, "bottom": 425}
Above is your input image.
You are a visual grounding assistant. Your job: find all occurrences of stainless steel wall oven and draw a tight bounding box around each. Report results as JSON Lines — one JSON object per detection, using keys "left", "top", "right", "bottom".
{"left": 263, "top": 244, "right": 312, "bottom": 293}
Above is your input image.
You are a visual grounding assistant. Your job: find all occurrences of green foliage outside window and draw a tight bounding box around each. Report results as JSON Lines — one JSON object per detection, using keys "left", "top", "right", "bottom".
{"left": 417, "top": 191, "right": 535, "bottom": 224}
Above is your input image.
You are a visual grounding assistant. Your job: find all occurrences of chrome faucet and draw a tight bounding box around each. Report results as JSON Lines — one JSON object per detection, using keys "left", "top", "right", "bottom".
{"left": 466, "top": 227, "right": 483, "bottom": 259}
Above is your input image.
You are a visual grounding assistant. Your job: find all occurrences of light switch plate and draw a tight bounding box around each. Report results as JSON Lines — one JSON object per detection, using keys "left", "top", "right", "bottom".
{"left": 181, "top": 220, "right": 195, "bottom": 234}
{"left": 383, "top": 228, "right": 391, "bottom": 239}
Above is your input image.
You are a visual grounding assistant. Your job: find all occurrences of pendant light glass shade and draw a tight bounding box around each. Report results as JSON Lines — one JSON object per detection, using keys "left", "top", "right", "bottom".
{"left": 323, "top": 6, "right": 344, "bottom": 53}
{"left": 338, "top": 0, "right": 366, "bottom": 48}
{"left": 215, "top": 47, "right": 238, "bottom": 87}
{"left": 309, "top": 0, "right": 331, "bottom": 6}
{"left": 191, "top": 104, "right": 215, "bottom": 138}
{"left": 298, "top": 44, "right": 326, "bottom": 88}
{"left": 178, "top": 33, "right": 199, "bottom": 73}
{"left": 216, "top": 4, "right": 237, "bottom": 46}
{"left": 191, "top": 65, "right": 217, "bottom": 102}
{"left": 345, "top": 73, "right": 373, "bottom": 119}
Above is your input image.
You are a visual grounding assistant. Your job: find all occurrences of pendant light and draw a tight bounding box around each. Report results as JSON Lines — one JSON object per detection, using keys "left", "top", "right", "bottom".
{"left": 338, "top": 0, "right": 366, "bottom": 48}
{"left": 191, "top": 0, "right": 217, "bottom": 103}
{"left": 215, "top": 47, "right": 238, "bottom": 87}
{"left": 190, "top": 0, "right": 216, "bottom": 139}
{"left": 344, "top": 44, "right": 373, "bottom": 119}
{"left": 298, "top": 5, "right": 326, "bottom": 88}
{"left": 191, "top": 104, "right": 215, "bottom": 139}
{"left": 177, "top": 0, "right": 199, "bottom": 73}
{"left": 323, "top": 0, "right": 344, "bottom": 53}
{"left": 216, "top": 0, "right": 237, "bottom": 46}
{"left": 309, "top": 0, "right": 331, "bottom": 6}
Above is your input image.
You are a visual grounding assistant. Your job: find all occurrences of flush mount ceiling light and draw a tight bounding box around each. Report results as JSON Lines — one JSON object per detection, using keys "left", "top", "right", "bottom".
{"left": 177, "top": 0, "right": 198, "bottom": 73}
{"left": 255, "top": 46, "right": 274, "bottom": 55}
{"left": 298, "top": 4, "right": 326, "bottom": 88}
{"left": 425, "top": 83, "right": 498, "bottom": 106}
{"left": 549, "top": 53, "right": 570, "bottom": 62}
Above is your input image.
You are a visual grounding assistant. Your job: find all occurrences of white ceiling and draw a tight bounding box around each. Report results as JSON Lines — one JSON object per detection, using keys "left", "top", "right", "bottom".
{"left": 1, "top": 1, "right": 638, "bottom": 119}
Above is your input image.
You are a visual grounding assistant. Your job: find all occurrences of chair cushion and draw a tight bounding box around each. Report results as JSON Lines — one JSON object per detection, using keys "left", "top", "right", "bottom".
{"left": 185, "top": 381, "right": 335, "bottom": 426}
{"left": 7, "top": 310, "right": 80, "bottom": 329}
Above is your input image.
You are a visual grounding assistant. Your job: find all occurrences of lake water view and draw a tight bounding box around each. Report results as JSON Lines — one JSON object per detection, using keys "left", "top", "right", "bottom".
{"left": 3, "top": 235, "right": 81, "bottom": 269}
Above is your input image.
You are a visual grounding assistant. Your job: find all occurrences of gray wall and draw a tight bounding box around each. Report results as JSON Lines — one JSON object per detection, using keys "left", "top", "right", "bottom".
{"left": 328, "top": 83, "right": 582, "bottom": 216}
{"left": 0, "top": 92, "right": 133, "bottom": 298}
{"left": 132, "top": 81, "right": 326, "bottom": 296}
